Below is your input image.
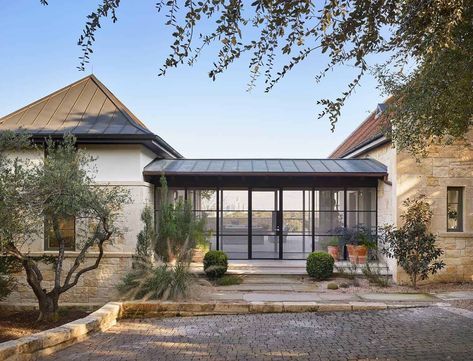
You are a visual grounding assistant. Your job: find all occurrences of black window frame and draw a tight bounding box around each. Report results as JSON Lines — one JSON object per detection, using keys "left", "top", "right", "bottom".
{"left": 447, "top": 187, "right": 463, "bottom": 232}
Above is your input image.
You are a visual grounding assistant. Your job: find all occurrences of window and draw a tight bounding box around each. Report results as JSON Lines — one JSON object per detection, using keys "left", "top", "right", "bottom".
{"left": 45, "top": 217, "right": 76, "bottom": 250}
{"left": 346, "top": 188, "right": 377, "bottom": 234}
{"left": 447, "top": 187, "right": 463, "bottom": 232}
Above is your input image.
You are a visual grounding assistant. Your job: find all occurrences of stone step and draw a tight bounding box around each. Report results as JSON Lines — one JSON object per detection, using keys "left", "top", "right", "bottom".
{"left": 191, "top": 261, "right": 391, "bottom": 276}
{"left": 214, "top": 284, "right": 314, "bottom": 292}
{"left": 240, "top": 275, "right": 304, "bottom": 284}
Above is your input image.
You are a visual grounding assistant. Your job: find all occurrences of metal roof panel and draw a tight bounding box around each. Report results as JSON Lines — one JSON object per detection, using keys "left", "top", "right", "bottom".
{"left": 144, "top": 158, "right": 387, "bottom": 176}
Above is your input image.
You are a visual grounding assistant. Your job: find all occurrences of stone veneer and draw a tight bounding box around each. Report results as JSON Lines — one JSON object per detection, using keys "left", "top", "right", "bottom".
{"left": 6, "top": 254, "right": 133, "bottom": 304}
{"left": 362, "top": 131, "right": 473, "bottom": 283}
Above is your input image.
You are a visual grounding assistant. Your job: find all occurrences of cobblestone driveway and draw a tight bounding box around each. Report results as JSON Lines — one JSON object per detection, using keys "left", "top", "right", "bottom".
{"left": 42, "top": 308, "right": 473, "bottom": 361}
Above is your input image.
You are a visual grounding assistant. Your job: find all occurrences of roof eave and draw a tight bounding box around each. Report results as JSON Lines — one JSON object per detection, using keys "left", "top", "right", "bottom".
{"left": 143, "top": 171, "right": 387, "bottom": 177}
{"left": 339, "top": 135, "right": 391, "bottom": 159}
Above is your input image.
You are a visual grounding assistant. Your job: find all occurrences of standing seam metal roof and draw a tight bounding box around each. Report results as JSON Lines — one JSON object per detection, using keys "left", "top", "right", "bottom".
{"left": 0, "top": 75, "right": 153, "bottom": 137}
{"left": 143, "top": 158, "right": 387, "bottom": 175}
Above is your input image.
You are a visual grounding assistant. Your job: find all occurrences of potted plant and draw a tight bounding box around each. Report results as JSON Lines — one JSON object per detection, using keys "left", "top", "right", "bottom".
{"left": 349, "top": 228, "right": 377, "bottom": 264}
{"left": 327, "top": 237, "right": 341, "bottom": 261}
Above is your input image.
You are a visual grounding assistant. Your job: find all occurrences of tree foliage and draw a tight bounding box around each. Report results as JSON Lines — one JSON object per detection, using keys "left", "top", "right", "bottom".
{"left": 156, "top": 176, "right": 208, "bottom": 262}
{"left": 0, "top": 257, "right": 22, "bottom": 300}
{"left": 134, "top": 205, "right": 156, "bottom": 266}
{"left": 382, "top": 195, "right": 445, "bottom": 288}
{"left": 0, "top": 133, "right": 129, "bottom": 321}
{"left": 35, "top": 0, "right": 472, "bottom": 155}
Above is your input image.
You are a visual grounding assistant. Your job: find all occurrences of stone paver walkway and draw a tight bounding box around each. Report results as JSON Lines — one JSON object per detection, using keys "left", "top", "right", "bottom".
{"left": 41, "top": 307, "right": 473, "bottom": 361}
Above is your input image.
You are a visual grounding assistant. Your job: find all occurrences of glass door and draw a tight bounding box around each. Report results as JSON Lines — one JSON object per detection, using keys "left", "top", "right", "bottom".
{"left": 251, "top": 190, "right": 280, "bottom": 259}
{"left": 282, "top": 190, "right": 313, "bottom": 259}
{"left": 219, "top": 190, "right": 249, "bottom": 259}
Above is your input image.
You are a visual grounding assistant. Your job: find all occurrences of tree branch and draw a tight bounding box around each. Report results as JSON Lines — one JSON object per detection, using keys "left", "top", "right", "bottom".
{"left": 61, "top": 218, "right": 112, "bottom": 293}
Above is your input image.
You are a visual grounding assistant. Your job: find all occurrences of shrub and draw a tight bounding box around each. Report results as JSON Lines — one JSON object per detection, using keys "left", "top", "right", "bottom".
{"left": 382, "top": 195, "right": 445, "bottom": 288}
{"left": 203, "top": 250, "right": 228, "bottom": 278}
{"left": 117, "top": 262, "right": 193, "bottom": 300}
{"left": 362, "top": 263, "right": 390, "bottom": 287}
{"left": 306, "top": 252, "right": 334, "bottom": 280}
{"left": 215, "top": 274, "right": 242, "bottom": 286}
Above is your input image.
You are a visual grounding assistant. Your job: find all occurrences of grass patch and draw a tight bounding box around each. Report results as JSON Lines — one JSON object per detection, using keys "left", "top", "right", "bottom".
{"left": 215, "top": 275, "right": 243, "bottom": 286}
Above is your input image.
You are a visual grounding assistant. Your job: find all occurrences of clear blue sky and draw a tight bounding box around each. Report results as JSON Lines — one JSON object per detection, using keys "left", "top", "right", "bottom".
{"left": 0, "top": 1, "right": 385, "bottom": 158}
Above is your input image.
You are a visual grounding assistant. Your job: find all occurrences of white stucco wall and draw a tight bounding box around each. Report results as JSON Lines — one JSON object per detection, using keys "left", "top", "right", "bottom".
{"left": 4, "top": 144, "right": 156, "bottom": 254}
{"left": 357, "top": 143, "right": 399, "bottom": 279}
{"left": 78, "top": 144, "right": 156, "bottom": 253}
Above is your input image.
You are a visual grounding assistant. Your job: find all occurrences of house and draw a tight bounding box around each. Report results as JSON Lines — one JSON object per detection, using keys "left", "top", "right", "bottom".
{"left": 330, "top": 104, "right": 473, "bottom": 284}
{"left": 1, "top": 76, "right": 469, "bottom": 303}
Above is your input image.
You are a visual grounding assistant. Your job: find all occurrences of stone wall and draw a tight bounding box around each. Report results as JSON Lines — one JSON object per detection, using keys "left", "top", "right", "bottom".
{"left": 360, "top": 134, "right": 473, "bottom": 284}
{"left": 6, "top": 254, "right": 133, "bottom": 304}
{"left": 395, "top": 130, "right": 473, "bottom": 283}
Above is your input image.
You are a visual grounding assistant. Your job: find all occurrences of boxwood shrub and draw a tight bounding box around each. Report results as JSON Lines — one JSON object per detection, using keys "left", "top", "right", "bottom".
{"left": 306, "top": 252, "right": 334, "bottom": 280}
{"left": 203, "top": 250, "right": 228, "bottom": 279}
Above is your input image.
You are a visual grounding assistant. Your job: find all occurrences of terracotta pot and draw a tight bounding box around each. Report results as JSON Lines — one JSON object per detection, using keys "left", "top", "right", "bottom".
{"left": 347, "top": 244, "right": 368, "bottom": 264}
{"left": 355, "top": 245, "right": 368, "bottom": 264}
{"left": 327, "top": 246, "right": 340, "bottom": 261}
{"left": 346, "top": 244, "right": 357, "bottom": 263}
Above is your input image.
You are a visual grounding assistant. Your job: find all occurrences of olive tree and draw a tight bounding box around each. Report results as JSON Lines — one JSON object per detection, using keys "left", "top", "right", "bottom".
{"left": 0, "top": 133, "right": 129, "bottom": 321}
{"left": 382, "top": 195, "right": 445, "bottom": 288}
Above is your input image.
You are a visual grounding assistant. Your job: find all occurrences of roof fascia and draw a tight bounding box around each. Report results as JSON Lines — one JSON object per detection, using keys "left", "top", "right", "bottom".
{"left": 341, "top": 135, "right": 391, "bottom": 158}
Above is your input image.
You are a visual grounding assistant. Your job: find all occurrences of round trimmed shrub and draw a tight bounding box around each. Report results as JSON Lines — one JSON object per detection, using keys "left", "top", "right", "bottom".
{"left": 306, "top": 252, "right": 334, "bottom": 280}
{"left": 203, "top": 250, "right": 228, "bottom": 279}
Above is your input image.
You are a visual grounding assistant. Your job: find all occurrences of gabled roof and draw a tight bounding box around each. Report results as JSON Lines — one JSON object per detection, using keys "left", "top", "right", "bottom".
{"left": 144, "top": 158, "right": 387, "bottom": 176}
{"left": 0, "top": 75, "right": 182, "bottom": 158}
{"left": 329, "top": 100, "right": 392, "bottom": 159}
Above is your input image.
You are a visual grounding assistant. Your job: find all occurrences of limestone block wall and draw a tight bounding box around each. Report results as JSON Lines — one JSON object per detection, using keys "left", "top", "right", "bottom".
{"left": 395, "top": 131, "right": 473, "bottom": 283}
{"left": 6, "top": 254, "right": 133, "bottom": 304}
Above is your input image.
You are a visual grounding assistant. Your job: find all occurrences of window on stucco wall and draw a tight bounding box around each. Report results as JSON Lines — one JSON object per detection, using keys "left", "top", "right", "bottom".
{"left": 447, "top": 187, "right": 463, "bottom": 232}
{"left": 45, "top": 216, "right": 76, "bottom": 250}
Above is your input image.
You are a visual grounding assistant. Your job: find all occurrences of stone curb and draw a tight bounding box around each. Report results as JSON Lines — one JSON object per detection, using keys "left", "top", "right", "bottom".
{"left": 0, "top": 302, "right": 122, "bottom": 361}
{"left": 119, "top": 300, "right": 429, "bottom": 318}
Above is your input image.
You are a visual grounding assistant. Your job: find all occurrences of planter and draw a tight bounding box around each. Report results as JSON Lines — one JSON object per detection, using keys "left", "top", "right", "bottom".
{"left": 327, "top": 246, "right": 340, "bottom": 261}
{"left": 346, "top": 244, "right": 368, "bottom": 264}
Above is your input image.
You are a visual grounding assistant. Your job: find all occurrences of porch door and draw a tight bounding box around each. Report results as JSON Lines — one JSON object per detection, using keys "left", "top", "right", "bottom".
{"left": 282, "top": 190, "right": 313, "bottom": 259}
{"left": 251, "top": 190, "right": 281, "bottom": 259}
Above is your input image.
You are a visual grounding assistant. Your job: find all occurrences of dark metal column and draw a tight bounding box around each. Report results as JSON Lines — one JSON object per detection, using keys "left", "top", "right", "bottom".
{"left": 216, "top": 188, "right": 220, "bottom": 250}
{"left": 312, "top": 188, "right": 315, "bottom": 253}
{"left": 279, "top": 188, "right": 283, "bottom": 260}
{"left": 248, "top": 189, "right": 252, "bottom": 259}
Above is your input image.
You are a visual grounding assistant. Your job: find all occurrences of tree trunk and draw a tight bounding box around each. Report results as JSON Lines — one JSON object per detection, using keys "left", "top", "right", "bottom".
{"left": 37, "top": 292, "right": 60, "bottom": 322}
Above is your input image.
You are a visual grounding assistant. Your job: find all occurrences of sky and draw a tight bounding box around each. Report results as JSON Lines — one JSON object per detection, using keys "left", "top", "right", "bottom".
{"left": 0, "top": 1, "right": 386, "bottom": 158}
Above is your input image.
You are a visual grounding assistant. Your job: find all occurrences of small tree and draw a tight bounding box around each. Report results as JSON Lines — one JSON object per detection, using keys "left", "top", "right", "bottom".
{"left": 0, "top": 133, "right": 129, "bottom": 321}
{"left": 133, "top": 205, "right": 156, "bottom": 267}
{"left": 156, "top": 176, "right": 207, "bottom": 263}
{"left": 382, "top": 195, "right": 445, "bottom": 288}
{"left": 118, "top": 177, "right": 207, "bottom": 300}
